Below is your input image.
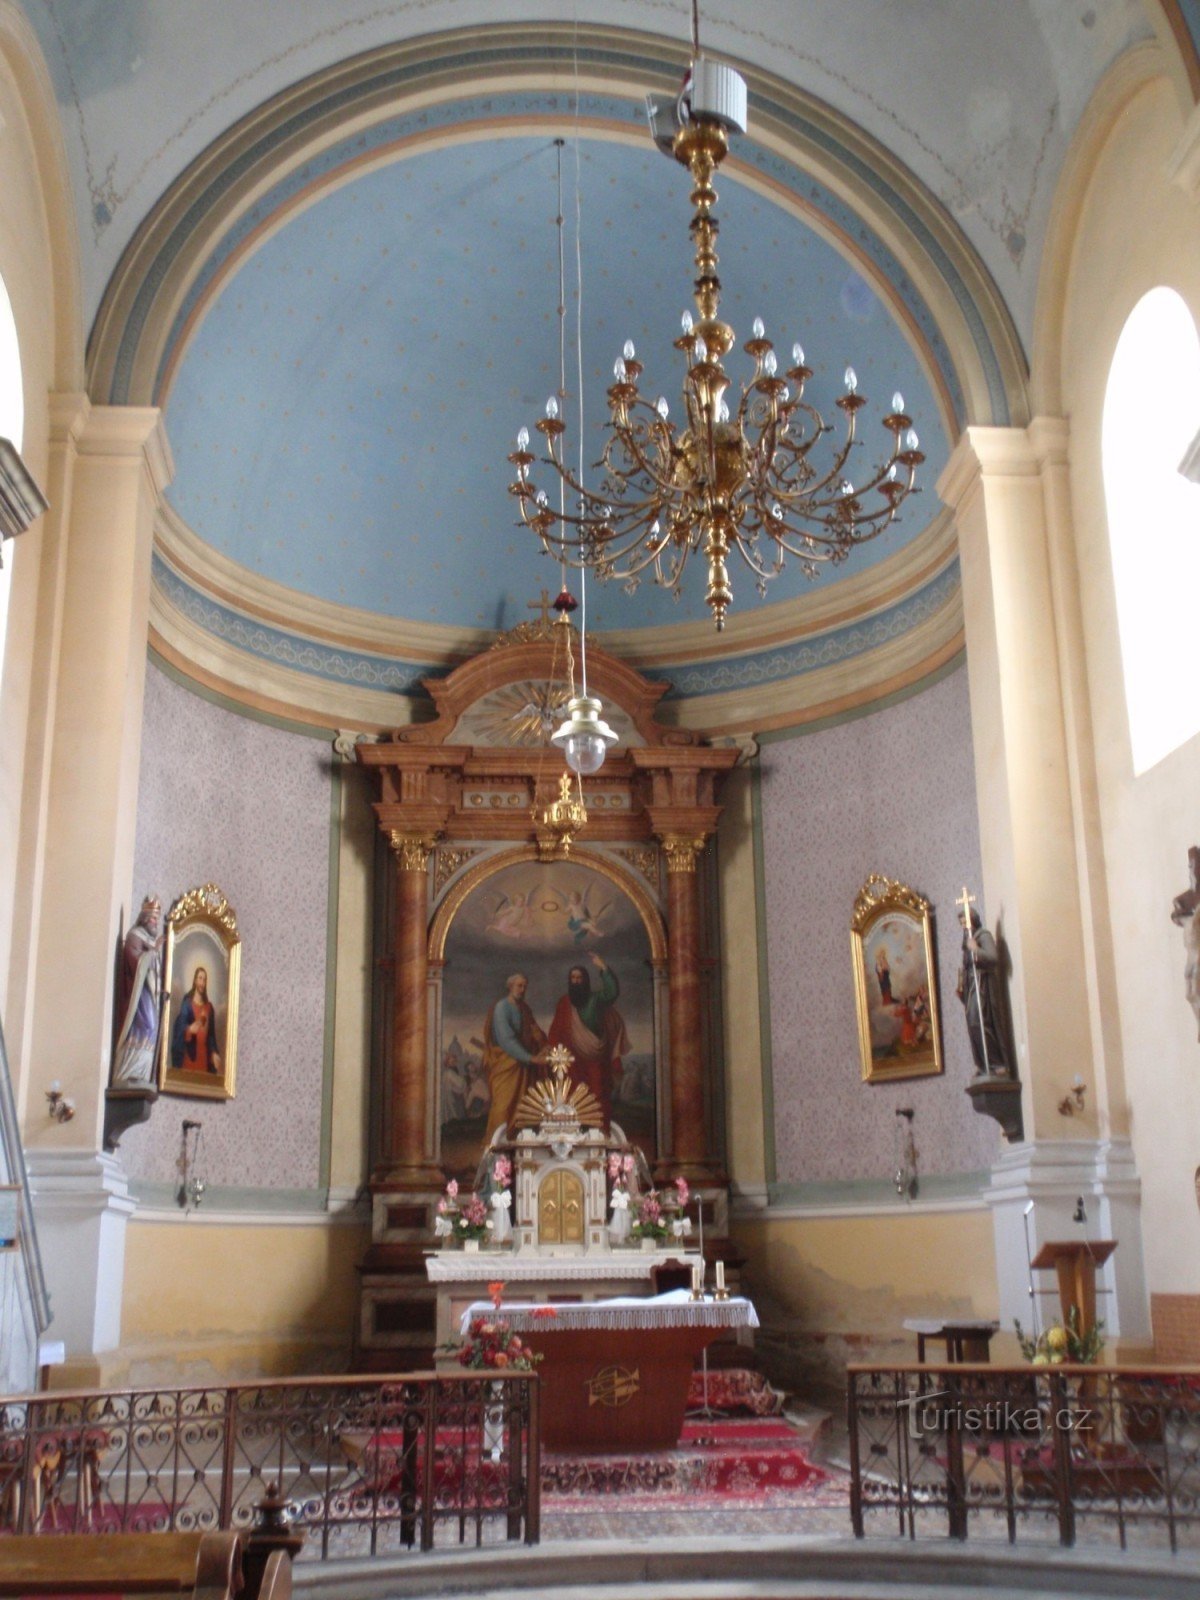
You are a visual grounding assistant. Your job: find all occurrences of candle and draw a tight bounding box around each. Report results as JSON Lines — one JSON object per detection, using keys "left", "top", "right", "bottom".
{"left": 715, "top": 1260, "right": 726, "bottom": 1292}
{"left": 691, "top": 1260, "right": 703, "bottom": 1294}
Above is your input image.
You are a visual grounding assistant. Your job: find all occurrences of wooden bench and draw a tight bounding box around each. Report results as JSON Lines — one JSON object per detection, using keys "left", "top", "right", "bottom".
{"left": 0, "top": 1529, "right": 292, "bottom": 1600}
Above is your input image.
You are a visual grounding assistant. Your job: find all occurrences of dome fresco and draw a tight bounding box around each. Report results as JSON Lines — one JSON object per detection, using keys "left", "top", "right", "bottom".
{"left": 162, "top": 132, "right": 949, "bottom": 633}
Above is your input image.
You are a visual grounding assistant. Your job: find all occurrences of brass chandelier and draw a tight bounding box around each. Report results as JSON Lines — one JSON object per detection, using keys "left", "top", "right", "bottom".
{"left": 509, "top": 36, "right": 924, "bottom": 632}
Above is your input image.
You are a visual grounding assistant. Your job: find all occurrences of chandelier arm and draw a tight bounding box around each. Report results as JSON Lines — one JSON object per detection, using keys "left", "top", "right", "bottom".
{"left": 728, "top": 534, "right": 785, "bottom": 580}
{"left": 600, "top": 410, "right": 685, "bottom": 498}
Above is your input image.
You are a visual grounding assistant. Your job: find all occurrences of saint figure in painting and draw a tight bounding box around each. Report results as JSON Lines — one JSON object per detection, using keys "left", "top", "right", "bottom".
{"left": 112, "top": 896, "right": 164, "bottom": 1086}
{"left": 548, "top": 953, "right": 630, "bottom": 1126}
{"left": 171, "top": 966, "right": 222, "bottom": 1075}
{"left": 482, "top": 973, "right": 548, "bottom": 1144}
{"left": 874, "top": 946, "right": 893, "bottom": 1005}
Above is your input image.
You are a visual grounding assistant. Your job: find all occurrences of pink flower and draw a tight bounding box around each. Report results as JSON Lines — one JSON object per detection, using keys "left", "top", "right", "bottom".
{"left": 675, "top": 1177, "right": 690, "bottom": 1206}
{"left": 607, "top": 1152, "right": 622, "bottom": 1180}
{"left": 492, "top": 1156, "right": 512, "bottom": 1187}
{"left": 446, "top": 1178, "right": 459, "bottom": 1199}
{"left": 622, "top": 1153, "right": 634, "bottom": 1174}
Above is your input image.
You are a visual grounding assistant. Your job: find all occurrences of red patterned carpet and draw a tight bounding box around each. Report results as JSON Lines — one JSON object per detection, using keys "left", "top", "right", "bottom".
{"left": 542, "top": 1416, "right": 845, "bottom": 1511}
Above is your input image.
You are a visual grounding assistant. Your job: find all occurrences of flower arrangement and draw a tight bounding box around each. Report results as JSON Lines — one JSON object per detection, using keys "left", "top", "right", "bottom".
{"left": 434, "top": 1176, "right": 493, "bottom": 1244}
{"left": 442, "top": 1281, "right": 554, "bottom": 1371}
{"left": 1015, "top": 1307, "right": 1104, "bottom": 1365}
{"left": 666, "top": 1177, "right": 692, "bottom": 1239}
{"left": 607, "top": 1150, "right": 635, "bottom": 1192}
{"left": 631, "top": 1189, "right": 667, "bottom": 1241}
{"left": 487, "top": 1154, "right": 513, "bottom": 1244}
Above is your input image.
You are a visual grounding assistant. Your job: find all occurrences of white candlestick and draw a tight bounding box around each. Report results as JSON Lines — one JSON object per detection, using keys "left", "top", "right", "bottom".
{"left": 691, "top": 1260, "right": 703, "bottom": 1293}
{"left": 715, "top": 1260, "right": 726, "bottom": 1291}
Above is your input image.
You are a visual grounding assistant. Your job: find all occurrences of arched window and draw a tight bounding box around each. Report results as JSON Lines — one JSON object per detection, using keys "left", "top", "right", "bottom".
{"left": 1102, "top": 287, "right": 1200, "bottom": 775}
{"left": 0, "top": 272, "right": 23, "bottom": 682}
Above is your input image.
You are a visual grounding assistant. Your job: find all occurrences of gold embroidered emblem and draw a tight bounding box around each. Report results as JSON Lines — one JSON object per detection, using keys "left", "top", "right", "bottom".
{"left": 587, "top": 1365, "right": 640, "bottom": 1408}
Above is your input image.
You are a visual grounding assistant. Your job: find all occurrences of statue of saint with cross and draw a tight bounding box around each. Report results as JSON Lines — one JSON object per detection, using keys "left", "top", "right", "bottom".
{"left": 955, "top": 886, "right": 1014, "bottom": 1078}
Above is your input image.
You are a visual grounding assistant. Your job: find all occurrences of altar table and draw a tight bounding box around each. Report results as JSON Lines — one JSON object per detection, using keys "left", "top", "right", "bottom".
{"left": 461, "top": 1289, "right": 758, "bottom": 1452}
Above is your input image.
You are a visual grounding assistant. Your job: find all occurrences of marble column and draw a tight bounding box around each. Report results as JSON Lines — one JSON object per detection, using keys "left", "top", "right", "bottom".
{"left": 380, "top": 831, "right": 443, "bottom": 1189}
{"left": 659, "top": 834, "right": 719, "bottom": 1181}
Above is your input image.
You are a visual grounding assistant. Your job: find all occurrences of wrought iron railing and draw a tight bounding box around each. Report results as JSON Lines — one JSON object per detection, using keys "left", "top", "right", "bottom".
{"left": 0, "top": 1372, "right": 540, "bottom": 1558}
{"left": 848, "top": 1363, "right": 1200, "bottom": 1551}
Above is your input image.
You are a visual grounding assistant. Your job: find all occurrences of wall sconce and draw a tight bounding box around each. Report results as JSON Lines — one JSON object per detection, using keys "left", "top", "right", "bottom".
{"left": 893, "top": 1107, "right": 918, "bottom": 1201}
{"left": 1057, "top": 1075, "right": 1087, "bottom": 1117}
{"left": 45, "top": 1081, "right": 75, "bottom": 1124}
{"left": 176, "top": 1119, "right": 206, "bottom": 1210}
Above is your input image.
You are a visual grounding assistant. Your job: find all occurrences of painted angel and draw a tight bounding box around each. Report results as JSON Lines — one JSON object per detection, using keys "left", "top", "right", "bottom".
{"left": 485, "top": 889, "right": 536, "bottom": 939}
{"left": 565, "top": 888, "right": 612, "bottom": 943}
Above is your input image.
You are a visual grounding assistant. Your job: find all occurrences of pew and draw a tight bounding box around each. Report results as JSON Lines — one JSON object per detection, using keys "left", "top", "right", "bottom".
{"left": 0, "top": 1528, "right": 292, "bottom": 1600}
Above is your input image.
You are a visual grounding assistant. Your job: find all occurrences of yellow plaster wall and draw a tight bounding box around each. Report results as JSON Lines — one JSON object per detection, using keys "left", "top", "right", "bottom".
{"left": 733, "top": 1207, "right": 1004, "bottom": 1354}
{"left": 112, "top": 1220, "right": 369, "bottom": 1384}
{"left": 1049, "top": 68, "right": 1200, "bottom": 1296}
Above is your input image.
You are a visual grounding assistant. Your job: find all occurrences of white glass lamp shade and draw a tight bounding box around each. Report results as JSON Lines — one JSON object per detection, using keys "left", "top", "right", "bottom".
{"left": 550, "top": 693, "right": 619, "bottom": 775}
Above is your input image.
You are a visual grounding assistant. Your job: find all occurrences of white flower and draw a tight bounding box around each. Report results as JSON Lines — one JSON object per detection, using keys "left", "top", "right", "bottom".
{"left": 486, "top": 1218, "right": 494, "bottom": 1230}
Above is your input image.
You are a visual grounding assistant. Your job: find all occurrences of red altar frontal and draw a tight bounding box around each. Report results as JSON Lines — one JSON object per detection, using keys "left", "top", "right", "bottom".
{"left": 459, "top": 1291, "right": 759, "bottom": 1452}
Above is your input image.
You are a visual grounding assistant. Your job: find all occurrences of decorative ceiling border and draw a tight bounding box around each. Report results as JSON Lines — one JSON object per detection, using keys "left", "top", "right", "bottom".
{"left": 87, "top": 23, "right": 1028, "bottom": 429}
{"left": 150, "top": 524, "right": 961, "bottom": 737}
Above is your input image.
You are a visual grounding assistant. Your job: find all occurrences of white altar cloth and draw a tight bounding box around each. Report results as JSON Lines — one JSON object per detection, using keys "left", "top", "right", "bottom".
{"left": 460, "top": 1286, "right": 758, "bottom": 1335}
{"left": 426, "top": 1250, "right": 699, "bottom": 1283}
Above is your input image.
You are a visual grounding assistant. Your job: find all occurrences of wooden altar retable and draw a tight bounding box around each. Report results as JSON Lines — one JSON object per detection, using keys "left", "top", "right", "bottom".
{"left": 460, "top": 1289, "right": 758, "bottom": 1452}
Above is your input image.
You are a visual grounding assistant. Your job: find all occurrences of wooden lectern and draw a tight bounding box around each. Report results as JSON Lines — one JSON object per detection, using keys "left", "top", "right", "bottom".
{"left": 1031, "top": 1240, "right": 1116, "bottom": 1338}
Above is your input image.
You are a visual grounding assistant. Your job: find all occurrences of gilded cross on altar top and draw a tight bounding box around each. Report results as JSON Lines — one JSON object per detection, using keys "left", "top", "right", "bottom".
{"left": 527, "top": 588, "right": 554, "bottom": 628}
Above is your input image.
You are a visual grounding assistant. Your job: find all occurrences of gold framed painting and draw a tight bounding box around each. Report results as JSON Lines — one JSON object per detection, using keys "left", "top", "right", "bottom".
{"left": 851, "top": 874, "right": 942, "bottom": 1084}
{"left": 158, "top": 884, "right": 240, "bottom": 1100}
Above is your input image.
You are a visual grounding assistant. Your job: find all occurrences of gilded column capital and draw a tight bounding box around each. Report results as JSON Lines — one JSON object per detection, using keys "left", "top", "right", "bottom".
{"left": 660, "top": 835, "right": 706, "bottom": 874}
{"left": 389, "top": 831, "right": 438, "bottom": 871}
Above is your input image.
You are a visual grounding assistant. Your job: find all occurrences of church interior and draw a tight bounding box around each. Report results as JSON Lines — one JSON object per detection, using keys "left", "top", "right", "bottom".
{"left": 2, "top": 0, "right": 1200, "bottom": 1591}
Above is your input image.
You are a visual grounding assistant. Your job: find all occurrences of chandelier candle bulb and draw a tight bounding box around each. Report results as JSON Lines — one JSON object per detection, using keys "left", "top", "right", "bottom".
{"left": 844, "top": 365, "right": 858, "bottom": 393}
{"left": 891, "top": 392, "right": 905, "bottom": 414}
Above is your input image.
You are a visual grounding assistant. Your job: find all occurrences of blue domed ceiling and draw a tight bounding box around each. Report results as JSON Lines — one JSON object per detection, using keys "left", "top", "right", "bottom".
{"left": 161, "top": 126, "right": 952, "bottom": 634}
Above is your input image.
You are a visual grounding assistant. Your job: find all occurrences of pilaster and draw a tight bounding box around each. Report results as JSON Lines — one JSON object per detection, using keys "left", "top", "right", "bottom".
{"left": 26, "top": 1150, "right": 137, "bottom": 1363}
{"left": 986, "top": 1138, "right": 1150, "bottom": 1345}
{"left": 938, "top": 424, "right": 1118, "bottom": 1142}
{"left": 23, "top": 405, "right": 173, "bottom": 1155}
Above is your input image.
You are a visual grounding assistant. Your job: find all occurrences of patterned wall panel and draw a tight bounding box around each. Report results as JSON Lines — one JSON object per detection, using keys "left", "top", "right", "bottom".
{"left": 760, "top": 663, "right": 999, "bottom": 1186}
{"left": 120, "top": 665, "right": 332, "bottom": 1194}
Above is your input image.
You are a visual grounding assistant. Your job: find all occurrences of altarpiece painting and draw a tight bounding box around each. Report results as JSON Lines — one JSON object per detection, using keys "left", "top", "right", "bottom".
{"left": 438, "top": 857, "right": 656, "bottom": 1174}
